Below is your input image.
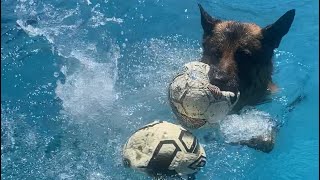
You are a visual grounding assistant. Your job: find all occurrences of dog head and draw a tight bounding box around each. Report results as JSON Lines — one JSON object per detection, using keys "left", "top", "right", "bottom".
{"left": 198, "top": 4, "right": 295, "bottom": 108}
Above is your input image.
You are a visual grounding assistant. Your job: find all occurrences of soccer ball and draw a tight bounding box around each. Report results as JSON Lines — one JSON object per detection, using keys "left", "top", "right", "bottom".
{"left": 122, "top": 121, "right": 206, "bottom": 178}
{"left": 168, "top": 61, "right": 240, "bottom": 129}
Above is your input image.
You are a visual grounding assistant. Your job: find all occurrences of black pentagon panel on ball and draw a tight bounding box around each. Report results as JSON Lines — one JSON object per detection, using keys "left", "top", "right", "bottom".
{"left": 178, "top": 130, "right": 199, "bottom": 153}
{"left": 146, "top": 140, "right": 182, "bottom": 176}
{"left": 188, "top": 155, "right": 206, "bottom": 170}
{"left": 122, "top": 158, "right": 131, "bottom": 168}
{"left": 122, "top": 121, "right": 207, "bottom": 179}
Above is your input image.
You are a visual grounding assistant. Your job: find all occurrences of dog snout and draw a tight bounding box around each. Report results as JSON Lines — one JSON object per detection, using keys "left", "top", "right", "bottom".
{"left": 209, "top": 69, "right": 230, "bottom": 88}
{"left": 209, "top": 66, "right": 239, "bottom": 96}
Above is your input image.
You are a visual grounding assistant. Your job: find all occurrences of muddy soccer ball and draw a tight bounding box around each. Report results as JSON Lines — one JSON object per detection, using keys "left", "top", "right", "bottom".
{"left": 168, "top": 61, "right": 240, "bottom": 129}
{"left": 122, "top": 121, "right": 206, "bottom": 178}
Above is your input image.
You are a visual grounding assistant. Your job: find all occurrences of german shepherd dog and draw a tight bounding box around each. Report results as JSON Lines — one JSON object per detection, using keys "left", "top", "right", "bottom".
{"left": 198, "top": 4, "right": 295, "bottom": 113}
{"left": 197, "top": 5, "right": 295, "bottom": 153}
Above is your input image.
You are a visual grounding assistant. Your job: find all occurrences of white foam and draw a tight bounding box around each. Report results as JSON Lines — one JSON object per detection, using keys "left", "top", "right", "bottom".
{"left": 16, "top": 20, "right": 54, "bottom": 43}
{"left": 220, "top": 109, "right": 275, "bottom": 143}
{"left": 15, "top": 1, "right": 122, "bottom": 122}
{"left": 55, "top": 51, "right": 117, "bottom": 121}
{"left": 89, "top": 11, "right": 123, "bottom": 27}
{"left": 86, "top": 0, "right": 92, "bottom": 5}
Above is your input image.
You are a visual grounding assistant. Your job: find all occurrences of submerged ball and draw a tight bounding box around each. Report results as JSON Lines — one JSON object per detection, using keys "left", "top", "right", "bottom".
{"left": 168, "top": 61, "right": 239, "bottom": 129}
{"left": 122, "top": 121, "right": 206, "bottom": 178}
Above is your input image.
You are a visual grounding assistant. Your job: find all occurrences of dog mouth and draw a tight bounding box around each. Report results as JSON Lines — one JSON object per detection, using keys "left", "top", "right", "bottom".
{"left": 207, "top": 65, "right": 240, "bottom": 105}
{"left": 207, "top": 84, "right": 240, "bottom": 106}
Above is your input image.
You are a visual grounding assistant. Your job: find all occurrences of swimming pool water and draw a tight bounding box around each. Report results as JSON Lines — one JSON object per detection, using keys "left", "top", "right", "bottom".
{"left": 1, "top": 0, "right": 319, "bottom": 179}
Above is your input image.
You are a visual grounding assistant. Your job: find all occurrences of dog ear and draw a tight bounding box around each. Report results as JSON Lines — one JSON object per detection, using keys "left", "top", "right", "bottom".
{"left": 198, "top": 4, "right": 221, "bottom": 36}
{"left": 262, "top": 9, "right": 295, "bottom": 48}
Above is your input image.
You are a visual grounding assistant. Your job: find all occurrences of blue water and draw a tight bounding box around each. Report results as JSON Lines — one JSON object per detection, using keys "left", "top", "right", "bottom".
{"left": 1, "top": 0, "right": 318, "bottom": 179}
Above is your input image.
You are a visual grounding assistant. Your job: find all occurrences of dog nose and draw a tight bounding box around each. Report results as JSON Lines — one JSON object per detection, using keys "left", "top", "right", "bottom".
{"left": 212, "top": 75, "right": 224, "bottom": 82}
{"left": 210, "top": 75, "right": 227, "bottom": 88}
{"left": 208, "top": 66, "right": 228, "bottom": 83}
{"left": 208, "top": 65, "right": 239, "bottom": 100}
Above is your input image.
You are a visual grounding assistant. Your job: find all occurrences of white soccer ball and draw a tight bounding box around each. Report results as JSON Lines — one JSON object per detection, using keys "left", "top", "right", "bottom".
{"left": 122, "top": 121, "right": 206, "bottom": 178}
{"left": 168, "top": 61, "right": 240, "bottom": 129}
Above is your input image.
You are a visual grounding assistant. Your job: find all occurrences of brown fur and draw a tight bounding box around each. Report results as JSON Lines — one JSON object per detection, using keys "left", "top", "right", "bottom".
{"left": 198, "top": 4, "right": 295, "bottom": 113}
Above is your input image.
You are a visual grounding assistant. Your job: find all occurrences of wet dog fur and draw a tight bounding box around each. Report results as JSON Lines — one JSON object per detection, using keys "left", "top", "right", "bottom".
{"left": 198, "top": 4, "right": 295, "bottom": 113}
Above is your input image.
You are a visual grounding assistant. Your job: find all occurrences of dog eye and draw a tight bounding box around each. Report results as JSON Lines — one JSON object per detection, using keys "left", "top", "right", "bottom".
{"left": 242, "top": 49, "right": 252, "bottom": 56}
{"left": 236, "top": 49, "right": 252, "bottom": 58}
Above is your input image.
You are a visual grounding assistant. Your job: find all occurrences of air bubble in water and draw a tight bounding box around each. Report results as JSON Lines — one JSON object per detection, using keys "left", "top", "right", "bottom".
{"left": 54, "top": 72, "right": 59, "bottom": 78}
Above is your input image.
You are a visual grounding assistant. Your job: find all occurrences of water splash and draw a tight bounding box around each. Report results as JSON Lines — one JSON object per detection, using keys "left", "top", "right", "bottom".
{"left": 15, "top": 0, "right": 122, "bottom": 123}
{"left": 220, "top": 109, "right": 275, "bottom": 143}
